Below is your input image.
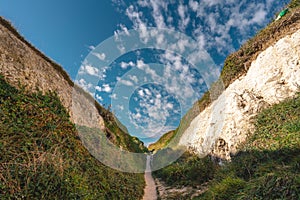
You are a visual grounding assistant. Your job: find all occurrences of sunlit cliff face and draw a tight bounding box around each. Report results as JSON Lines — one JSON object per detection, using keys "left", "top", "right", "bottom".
{"left": 180, "top": 29, "right": 300, "bottom": 159}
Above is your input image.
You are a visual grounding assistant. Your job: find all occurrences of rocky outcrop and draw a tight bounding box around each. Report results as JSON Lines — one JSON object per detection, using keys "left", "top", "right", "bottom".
{"left": 179, "top": 29, "right": 300, "bottom": 159}
{"left": 0, "top": 18, "right": 105, "bottom": 130}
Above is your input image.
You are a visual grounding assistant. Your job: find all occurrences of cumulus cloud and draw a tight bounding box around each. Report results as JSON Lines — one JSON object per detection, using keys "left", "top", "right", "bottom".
{"left": 88, "top": 45, "right": 95, "bottom": 50}
{"left": 120, "top": 0, "right": 282, "bottom": 57}
{"left": 117, "top": 104, "right": 125, "bottom": 111}
{"left": 128, "top": 85, "right": 181, "bottom": 137}
{"left": 95, "top": 84, "right": 112, "bottom": 93}
{"left": 178, "top": 3, "right": 190, "bottom": 31}
{"left": 80, "top": 65, "right": 99, "bottom": 76}
{"left": 116, "top": 77, "right": 134, "bottom": 86}
{"left": 95, "top": 94, "right": 103, "bottom": 102}
{"left": 110, "top": 93, "right": 118, "bottom": 99}
{"left": 92, "top": 52, "right": 106, "bottom": 60}
{"left": 78, "top": 61, "right": 107, "bottom": 80}
{"left": 120, "top": 61, "right": 135, "bottom": 69}
{"left": 128, "top": 75, "right": 139, "bottom": 84}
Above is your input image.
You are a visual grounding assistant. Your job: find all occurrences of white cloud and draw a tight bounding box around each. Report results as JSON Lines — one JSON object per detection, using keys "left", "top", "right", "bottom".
{"left": 117, "top": 104, "right": 124, "bottom": 111}
{"left": 123, "top": 0, "right": 281, "bottom": 57}
{"left": 149, "top": 0, "right": 167, "bottom": 29}
{"left": 95, "top": 94, "right": 103, "bottom": 102}
{"left": 78, "top": 61, "right": 108, "bottom": 80}
{"left": 138, "top": 89, "right": 144, "bottom": 97}
{"left": 110, "top": 93, "right": 118, "bottom": 99}
{"left": 92, "top": 52, "right": 106, "bottom": 61}
{"left": 178, "top": 4, "right": 190, "bottom": 31}
{"left": 119, "top": 24, "right": 130, "bottom": 35}
{"left": 80, "top": 64, "right": 99, "bottom": 76}
{"left": 102, "top": 84, "right": 112, "bottom": 93}
{"left": 128, "top": 85, "right": 182, "bottom": 137}
{"left": 95, "top": 85, "right": 102, "bottom": 92}
{"left": 144, "top": 88, "right": 151, "bottom": 96}
{"left": 116, "top": 77, "right": 134, "bottom": 86}
{"left": 126, "top": 5, "right": 150, "bottom": 43}
{"left": 120, "top": 61, "right": 135, "bottom": 69}
{"left": 88, "top": 45, "right": 95, "bottom": 50}
{"left": 128, "top": 75, "right": 139, "bottom": 84}
{"left": 75, "top": 78, "right": 93, "bottom": 94}
{"left": 96, "top": 84, "right": 112, "bottom": 93}
{"left": 189, "top": 0, "right": 199, "bottom": 12}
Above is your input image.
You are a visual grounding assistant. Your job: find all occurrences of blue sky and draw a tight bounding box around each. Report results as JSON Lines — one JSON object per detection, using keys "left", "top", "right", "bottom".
{"left": 0, "top": 0, "right": 287, "bottom": 145}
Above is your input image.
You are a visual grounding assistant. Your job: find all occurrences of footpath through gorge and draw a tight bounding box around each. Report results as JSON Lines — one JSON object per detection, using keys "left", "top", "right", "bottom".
{"left": 143, "top": 155, "right": 157, "bottom": 200}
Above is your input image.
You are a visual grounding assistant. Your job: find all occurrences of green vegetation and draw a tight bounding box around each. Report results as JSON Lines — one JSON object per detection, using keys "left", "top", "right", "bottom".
{"left": 104, "top": 115, "right": 148, "bottom": 153}
{"left": 290, "top": 0, "right": 300, "bottom": 8}
{"left": 0, "top": 75, "right": 145, "bottom": 199}
{"left": 153, "top": 152, "right": 218, "bottom": 187}
{"left": 198, "top": 93, "right": 300, "bottom": 200}
{"left": 154, "top": 94, "right": 300, "bottom": 199}
{"left": 148, "top": 130, "right": 175, "bottom": 151}
{"left": 0, "top": 17, "right": 147, "bottom": 154}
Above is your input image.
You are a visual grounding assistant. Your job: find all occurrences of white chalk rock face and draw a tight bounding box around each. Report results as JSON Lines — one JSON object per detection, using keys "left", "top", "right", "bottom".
{"left": 179, "top": 29, "right": 300, "bottom": 159}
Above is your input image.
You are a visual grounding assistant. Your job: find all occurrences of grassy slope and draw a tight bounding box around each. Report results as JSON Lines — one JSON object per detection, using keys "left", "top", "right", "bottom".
{"left": 148, "top": 130, "right": 175, "bottom": 151}
{"left": 0, "top": 75, "right": 145, "bottom": 199}
{"left": 153, "top": 93, "right": 300, "bottom": 200}
{"left": 197, "top": 93, "right": 300, "bottom": 200}
{"left": 0, "top": 16, "right": 147, "bottom": 154}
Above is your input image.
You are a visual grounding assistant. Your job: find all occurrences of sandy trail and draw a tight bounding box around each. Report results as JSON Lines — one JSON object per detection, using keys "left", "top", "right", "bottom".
{"left": 142, "top": 155, "right": 157, "bottom": 200}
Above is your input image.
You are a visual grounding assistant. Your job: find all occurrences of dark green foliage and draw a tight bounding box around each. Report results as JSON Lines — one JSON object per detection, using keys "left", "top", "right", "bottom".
{"left": 153, "top": 152, "right": 218, "bottom": 187}
{"left": 199, "top": 177, "right": 246, "bottom": 200}
{"left": 290, "top": 0, "right": 300, "bottom": 8}
{"left": 0, "top": 75, "right": 145, "bottom": 199}
{"left": 105, "top": 119, "right": 148, "bottom": 153}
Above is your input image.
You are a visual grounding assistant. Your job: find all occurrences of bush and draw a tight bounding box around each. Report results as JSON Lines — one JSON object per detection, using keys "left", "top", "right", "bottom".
{"left": 153, "top": 152, "right": 218, "bottom": 187}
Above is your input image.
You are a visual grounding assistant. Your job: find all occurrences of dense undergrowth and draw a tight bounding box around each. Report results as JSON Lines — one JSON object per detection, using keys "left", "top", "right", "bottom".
{"left": 0, "top": 75, "right": 145, "bottom": 199}
{"left": 153, "top": 152, "right": 218, "bottom": 188}
{"left": 154, "top": 93, "right": 300, "bottom": 199}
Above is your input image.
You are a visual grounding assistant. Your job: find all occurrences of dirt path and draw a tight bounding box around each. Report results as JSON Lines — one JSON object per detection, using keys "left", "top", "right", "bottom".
{"left": 142, "top": 155, "right": 157, "bottom": 200}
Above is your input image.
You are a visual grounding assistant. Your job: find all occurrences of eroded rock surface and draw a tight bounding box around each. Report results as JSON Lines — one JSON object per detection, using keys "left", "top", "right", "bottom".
{"left": 0, "top": 19, "right": 105, "bottom": 130}
{"left": 179, "top": 29, "right": 300, "bottom": 159}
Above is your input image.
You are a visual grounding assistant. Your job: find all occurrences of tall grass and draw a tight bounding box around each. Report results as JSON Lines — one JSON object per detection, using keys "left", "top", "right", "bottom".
{"left": 0, "top": 75, "right": 145, "bottom": 199}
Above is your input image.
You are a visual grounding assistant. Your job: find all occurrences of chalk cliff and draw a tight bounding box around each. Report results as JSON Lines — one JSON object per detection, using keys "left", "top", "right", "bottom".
{"left": 179, "top": 29, "right": 300, "bottom": 159}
